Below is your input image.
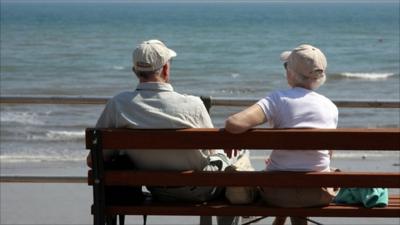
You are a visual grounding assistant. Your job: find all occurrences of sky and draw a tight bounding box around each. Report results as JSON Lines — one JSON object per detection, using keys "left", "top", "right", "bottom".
{"left": 1, "top": 0, "right": 399, "bottom": 3}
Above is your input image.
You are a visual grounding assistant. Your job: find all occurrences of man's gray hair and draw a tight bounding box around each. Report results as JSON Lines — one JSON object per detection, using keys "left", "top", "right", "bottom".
{"left": 134, "top": 68, "right": 163, "bottom": 80}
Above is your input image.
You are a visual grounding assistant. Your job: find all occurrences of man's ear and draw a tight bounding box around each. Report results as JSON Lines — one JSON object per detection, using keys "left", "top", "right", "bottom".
{"left": 163, "top": 63, "right": 169, "bottom": 73}
{"left": 132, "top": 67, "right": 142, "bottom": 80}
{"left": 161, "top": 63, "right": 170, "bottom": 82}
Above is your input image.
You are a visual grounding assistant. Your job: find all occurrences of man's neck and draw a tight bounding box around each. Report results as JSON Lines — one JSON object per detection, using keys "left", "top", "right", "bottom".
{"left": 139, "top": 77, "right": 167, "bottom": 83}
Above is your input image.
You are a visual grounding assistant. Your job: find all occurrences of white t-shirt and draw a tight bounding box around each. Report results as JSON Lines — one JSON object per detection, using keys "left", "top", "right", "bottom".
{"left": 257, "top": 87, "right": 338, "bottom": 172}
{"left": 96, "top": 82, "right": 216, "bottom": 171}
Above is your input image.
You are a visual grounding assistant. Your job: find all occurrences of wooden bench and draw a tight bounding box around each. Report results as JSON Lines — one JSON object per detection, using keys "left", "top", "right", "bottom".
{"left": 86, "top": 128, "right": 400, "bottom": 225}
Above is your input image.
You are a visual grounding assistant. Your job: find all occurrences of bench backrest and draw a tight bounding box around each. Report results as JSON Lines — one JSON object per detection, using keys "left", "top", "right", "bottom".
{"left": 86, "top": 128, "right": 400, "bottom": 150}
{"left": 86, "top": 128, "right": 400, "bottom": 188}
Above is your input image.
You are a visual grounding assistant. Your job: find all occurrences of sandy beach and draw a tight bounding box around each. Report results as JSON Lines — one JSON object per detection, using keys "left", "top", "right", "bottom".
{"left": 1, "top": 156, "right": 399, "bottom": 225}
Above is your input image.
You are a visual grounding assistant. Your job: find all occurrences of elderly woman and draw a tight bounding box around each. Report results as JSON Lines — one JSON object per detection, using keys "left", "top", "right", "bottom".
{"left": 225, "top": 44, "right": 338, "bottom": 225}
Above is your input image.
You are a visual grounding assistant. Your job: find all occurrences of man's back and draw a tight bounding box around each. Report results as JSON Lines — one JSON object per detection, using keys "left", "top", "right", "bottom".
{"left": 96, "top": 83, "right": 212, "bottom": 129}
{"left": 96, "top": 82, "right": 213, "bottom": 171}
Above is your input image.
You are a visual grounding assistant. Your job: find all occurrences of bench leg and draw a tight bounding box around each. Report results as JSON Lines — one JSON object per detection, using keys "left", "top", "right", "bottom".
{"left": 290, "top": 217, "right": 307, "bottom": 225}
{"left": 273, "top": 217, "right": 287, "bottom": 225}
{"left": 118, "top": 215, "right": 125, "bottom": 225}
{"left": 94, "top": 213, "right": 105, "bottom": 225}
{"left": 217, "top": 216, "right": 241, "bottom": 225}
{"left": 106, "top": 216, "right": 116, "bottom": 225}
{"left": 200, "top": 216, "right": 212, "bottom": 225}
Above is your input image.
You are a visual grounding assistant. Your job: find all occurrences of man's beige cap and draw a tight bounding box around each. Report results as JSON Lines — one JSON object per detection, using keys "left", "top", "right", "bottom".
{"left": 133, "top": 40, "right": 177, "bottom": 72}
{"left": 280, "top": 44, "right": 327, "bottom": 79}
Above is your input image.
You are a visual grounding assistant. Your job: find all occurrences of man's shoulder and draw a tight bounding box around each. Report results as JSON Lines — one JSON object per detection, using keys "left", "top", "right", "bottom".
{"left": 170, "top": 92, "right": 203, "bottom": 105}
{"left": 110, "top": 91, "right": 135, "bottom": 101}
{"left": 181, "top": 93, "right": 203, "bottom": 103}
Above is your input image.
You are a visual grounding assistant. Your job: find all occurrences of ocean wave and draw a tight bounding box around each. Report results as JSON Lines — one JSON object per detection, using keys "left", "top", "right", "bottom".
{"left": 47, "top": 130, "right": 85, "bottom": 140}
{"left": 231, "top": 73, "right": 240, "bottom": 78}
{"left": 339, "top": 72, "right": 396, "bottom": 80}
{"left": 0, "top": 111, "right": 45, "bottom": 125}
{"left": 28, "top": 130, "right": 85, "bottom": 141}
{"left": 329, "top": 151, "right": 400, "bottom": 159}
{"left": 0, "top": 154, "right": 84, "bottom": 163}
{"left": 112, "top": 65, "right": 126, "bottom": 71}
{"left": 212, "top": 87, "right": 257, "bottom": 95}
{"left": 249, "top": 150, "right": 398, "bottom": 160}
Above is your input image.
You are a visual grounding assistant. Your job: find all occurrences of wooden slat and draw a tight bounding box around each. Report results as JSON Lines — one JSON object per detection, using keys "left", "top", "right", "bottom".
{"left": 87, "top": 171, "right": 400, "bottom": 188}
{"left": 104, "top": 196, "right": 400, "bottom": 217}
{"left": 86, "top": 128, "right": 400, "bottom": 150}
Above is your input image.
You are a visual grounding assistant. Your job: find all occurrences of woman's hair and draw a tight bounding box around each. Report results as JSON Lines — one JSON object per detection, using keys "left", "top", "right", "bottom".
{"left": 290, "top": 69, "right": 326, "bottom": 90}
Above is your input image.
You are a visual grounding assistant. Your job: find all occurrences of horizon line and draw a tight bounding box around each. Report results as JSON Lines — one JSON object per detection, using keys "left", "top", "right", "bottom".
{"left": 1, "top": 0, "right": 399, "bottom": 4}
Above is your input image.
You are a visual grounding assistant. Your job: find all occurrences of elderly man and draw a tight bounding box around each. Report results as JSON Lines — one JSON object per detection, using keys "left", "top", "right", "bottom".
{"left": 90, "top": 39, "right": 240, "bottom": 225}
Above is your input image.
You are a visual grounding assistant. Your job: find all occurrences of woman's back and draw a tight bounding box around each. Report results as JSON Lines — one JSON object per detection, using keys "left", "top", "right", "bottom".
{"left": 257, "top": 87, "right": 338, "bottom": 172}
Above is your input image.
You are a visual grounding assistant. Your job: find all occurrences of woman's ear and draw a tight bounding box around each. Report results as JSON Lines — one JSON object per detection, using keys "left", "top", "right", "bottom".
{"left": 286, "top": 70, "right": 295, "bottom": 87}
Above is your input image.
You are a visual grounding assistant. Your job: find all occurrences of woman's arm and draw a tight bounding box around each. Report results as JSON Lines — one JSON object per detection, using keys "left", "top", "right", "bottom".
{"left": 225, "top": 104, "right": 267, "bottom": 134}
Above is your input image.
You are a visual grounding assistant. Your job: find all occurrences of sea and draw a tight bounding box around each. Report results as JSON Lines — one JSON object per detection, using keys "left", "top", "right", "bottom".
{"left": 1, "top": 1, "right": 399, "bottom": 167}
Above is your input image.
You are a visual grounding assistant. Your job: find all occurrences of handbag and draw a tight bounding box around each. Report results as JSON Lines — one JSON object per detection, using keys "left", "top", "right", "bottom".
{"left": 224, "top": 150, "right": 258, "bottom": 204}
